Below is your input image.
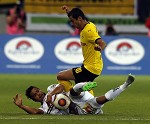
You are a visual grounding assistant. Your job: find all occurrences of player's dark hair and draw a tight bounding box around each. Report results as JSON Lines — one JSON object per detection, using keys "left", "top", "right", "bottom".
{"left": 25, "top": 86, "right": 37, "bottom": 101}
{"left": 68, "top": 8, "right": 86, "bottom": 20}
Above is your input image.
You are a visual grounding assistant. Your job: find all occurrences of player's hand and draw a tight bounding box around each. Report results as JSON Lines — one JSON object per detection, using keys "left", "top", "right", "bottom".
{"left": 94, "top": 45, "right": 102, "bottom": 52}
{"left": 13, "top": 94, "right": 23, "bottom": 107}
{"left": 62, "top": 5, "right": 70, "bottom": 13}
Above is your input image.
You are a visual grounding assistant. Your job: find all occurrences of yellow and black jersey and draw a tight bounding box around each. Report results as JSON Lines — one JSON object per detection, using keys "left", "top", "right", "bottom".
{"left": 80, "top": 22, "right": 103, "bottom": 75}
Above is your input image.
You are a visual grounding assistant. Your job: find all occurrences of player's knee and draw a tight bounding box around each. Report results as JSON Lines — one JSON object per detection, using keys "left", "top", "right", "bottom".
{"left": 57, "top": 72, "right": 63, "bottom": 80}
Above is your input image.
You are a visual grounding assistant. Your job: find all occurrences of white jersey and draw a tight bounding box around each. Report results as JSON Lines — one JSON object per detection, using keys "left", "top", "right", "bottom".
{"left": 38, "top": 84, "right": 69, "bottom": 115}
{"left": 39, "top": 84, "right": 103, "bottom": 115}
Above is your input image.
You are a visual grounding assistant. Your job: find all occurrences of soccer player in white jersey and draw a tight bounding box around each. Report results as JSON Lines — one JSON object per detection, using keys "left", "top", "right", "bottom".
{"left": 13, "top": 74, "right": 135, "bottom": 115}
{"left": 13, "top": 84, "right": 69, "bottom": 115}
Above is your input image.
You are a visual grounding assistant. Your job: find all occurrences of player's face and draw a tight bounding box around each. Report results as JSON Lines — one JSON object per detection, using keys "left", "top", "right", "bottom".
{"left": 69, "top": 16, "right": 82, "bottom": 29}
{"left": 30, "top": 88, "right": 45, "bottom": 102}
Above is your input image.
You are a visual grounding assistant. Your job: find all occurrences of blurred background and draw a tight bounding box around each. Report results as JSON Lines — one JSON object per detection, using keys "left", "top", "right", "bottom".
{"left": 0, "top": 0, "right": 150, "bottom": 75}
{"left": 0, "top": 0, "right": 150, "bottom": 35}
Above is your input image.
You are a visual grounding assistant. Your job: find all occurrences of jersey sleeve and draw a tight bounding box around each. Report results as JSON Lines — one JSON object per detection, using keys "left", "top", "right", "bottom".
{"left": 85, "top": 24, "right": 101, "bottom": 43}
{"left": 47, "top": 84, "right": 59, "bottom": 92}
{"left": 38, "top": 102, "right": 48, "bottom": 114}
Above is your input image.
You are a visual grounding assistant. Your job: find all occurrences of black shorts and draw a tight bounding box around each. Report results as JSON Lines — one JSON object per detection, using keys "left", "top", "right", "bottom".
{"left": 72, "top": 65, "right": 99, "bottom": 84}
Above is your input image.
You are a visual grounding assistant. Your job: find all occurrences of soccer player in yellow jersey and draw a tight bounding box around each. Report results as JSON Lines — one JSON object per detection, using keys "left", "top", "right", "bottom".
{"left": 56, "top": 5, "right": 106, "bottom": 94}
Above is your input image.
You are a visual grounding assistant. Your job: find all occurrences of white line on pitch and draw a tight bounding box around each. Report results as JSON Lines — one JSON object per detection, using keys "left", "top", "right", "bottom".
{"left": 0, "top": 117, "right": 150, "bottom": 121}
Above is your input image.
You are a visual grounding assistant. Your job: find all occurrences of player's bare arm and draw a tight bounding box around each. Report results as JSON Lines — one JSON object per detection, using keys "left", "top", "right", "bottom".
{"left": 95, "top": 39, "right": 107, "bottom": 51}
{"left": 13, "top": 94, "right": 44, "bottom": 114}
{"left": 62, "top": 5, "right": 70, "bottom": 14}
{"left": 46, "top": 84, "right": 65, "bottom": 105}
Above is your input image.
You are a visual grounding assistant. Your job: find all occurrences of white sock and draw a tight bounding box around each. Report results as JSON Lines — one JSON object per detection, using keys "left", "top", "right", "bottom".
{"left": 120, "top": 82, "right": 129, "bottom": 90}
{"left": 105, "top": 86, "right": 123, "bottom": 101}
{"left": 73, "top": 83, "right": 85, "bottom": 92}
{"left": 89, "top": 97, "right": 102, "bottom": 108}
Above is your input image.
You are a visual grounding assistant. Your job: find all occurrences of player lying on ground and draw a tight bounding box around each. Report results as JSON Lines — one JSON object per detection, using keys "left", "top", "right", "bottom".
{"left": 13, "top": 74, "right": 135, "bottom": 115}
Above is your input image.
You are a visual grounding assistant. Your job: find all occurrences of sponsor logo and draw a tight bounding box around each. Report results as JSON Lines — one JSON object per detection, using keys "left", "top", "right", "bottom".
{"left": 105, "top": 38, "right": 145, "bottom": 65}
{"left": 54, "top": 38, "right": 83, "bottom": 64}
{"left": 4, "top": 37, "right": 44, "bottom": 64}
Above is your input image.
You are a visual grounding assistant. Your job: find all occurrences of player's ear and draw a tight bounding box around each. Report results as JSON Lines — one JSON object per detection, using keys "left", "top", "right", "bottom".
{"left": 78, "top": 16, "right": 82, "bottom": 21}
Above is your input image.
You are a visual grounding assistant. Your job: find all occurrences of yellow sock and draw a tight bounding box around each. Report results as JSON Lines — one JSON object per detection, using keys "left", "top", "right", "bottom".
{"left": 58, "top": 80, "right": 73, "bottom": 92}
{"left": 89, "top": 90, "right": 94, "bottom": 96}
{"left": 58, "top": 80, "right": 94, "bottom": 96}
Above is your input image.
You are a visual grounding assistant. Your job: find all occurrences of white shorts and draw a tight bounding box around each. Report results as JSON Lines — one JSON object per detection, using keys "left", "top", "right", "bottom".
{"left": 68, "top": 91, "right": 104, "bottom": 115}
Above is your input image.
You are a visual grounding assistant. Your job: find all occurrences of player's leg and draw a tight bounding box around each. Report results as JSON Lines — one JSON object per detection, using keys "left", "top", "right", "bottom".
{"left": 57, "top": 69, "right": 75, "bottom": 80}
{"left": 96, "top": 74, "right": 135, "bottom": 104}
{"left": 69, "top": 82, "right": 104, "bottom": 114}
{"left": 70, "top": 81, "right": 97, "bottom": 96}
{"left": 57, "top": 69, "right": 75, "bottom": 92}
{"left": 72, "top": 65, "right": 99, "bottom": 96}
{"left": 87, "top": 74, "right": 135, "bottom": 110}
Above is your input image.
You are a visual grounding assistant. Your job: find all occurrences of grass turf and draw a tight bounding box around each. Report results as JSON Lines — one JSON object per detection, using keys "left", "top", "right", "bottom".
{"left": 31, "top": 17, "right": 143, "bottom": 25}
{"left": 0, "top": 74, "right": 149, "bottom": 124}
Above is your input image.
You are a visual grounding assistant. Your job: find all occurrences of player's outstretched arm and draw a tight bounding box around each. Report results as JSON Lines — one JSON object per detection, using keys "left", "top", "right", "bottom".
{"left": 13, "top": 94, "right": 44, "bottom": 114}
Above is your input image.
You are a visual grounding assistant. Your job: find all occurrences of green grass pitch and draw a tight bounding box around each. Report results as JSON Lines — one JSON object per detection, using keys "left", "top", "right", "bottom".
{"left": 0, "top": 74, "right": 150, "bottom": 124}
